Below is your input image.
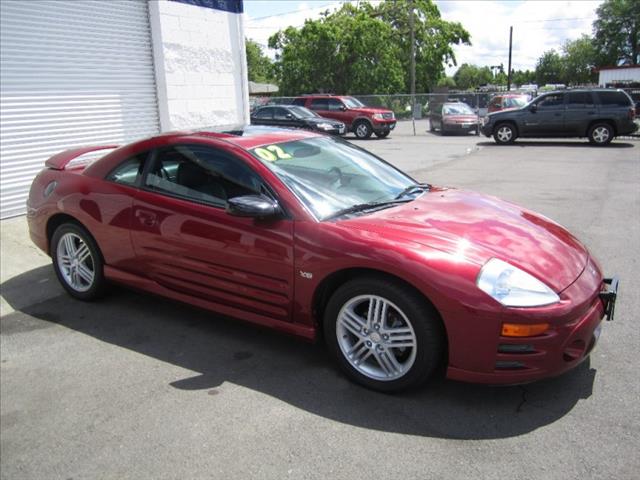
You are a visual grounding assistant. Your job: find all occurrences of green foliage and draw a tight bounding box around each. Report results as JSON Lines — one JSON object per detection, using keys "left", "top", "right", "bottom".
{"left": 511, "top": 69, "right": 536, "bottom": 86}
{"left": 268, "top": 0, "right": 470, "bottom": 95}
{"left": 593, "top": 0, "right": 640, "bottom": 65}
{"left": 436, "top": 76, "right": 457, "bottom": 88}
{"left": 245, "top": 39, "right": 275, "bottom": 84}
{"left": 562, "top": 35, "right": 598, "bottom": 85}
{"left": 452, "top": 64, "right": 492, "bottom": 90}
{"left": 535, "top": 50, "right": 564, "bottom": 85}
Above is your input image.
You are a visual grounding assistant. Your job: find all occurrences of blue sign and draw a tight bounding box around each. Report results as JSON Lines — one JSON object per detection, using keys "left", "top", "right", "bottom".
{"left": 170, "top": 0, "right": 243, "bottom": 14}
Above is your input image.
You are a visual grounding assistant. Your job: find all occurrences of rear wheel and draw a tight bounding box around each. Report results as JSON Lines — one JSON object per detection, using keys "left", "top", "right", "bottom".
{"left": 324, "top": 277, "right": 444, "bottom": 392}
{"left": 588, "top": 123, "right": 613, "bottom": 145}
{"left": 51, "top": 223, "right": 106, "bottom": 300}
{"left": 493, "top": 122, "right": 517, "bottom": 144}
{"left": 354, "top": 120, "right": 373, "bottom": 139}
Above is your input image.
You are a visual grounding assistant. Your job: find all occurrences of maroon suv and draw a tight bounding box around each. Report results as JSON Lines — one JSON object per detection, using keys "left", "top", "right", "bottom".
{"left": 292, "top": 94, "right": 396, "bottom": 139}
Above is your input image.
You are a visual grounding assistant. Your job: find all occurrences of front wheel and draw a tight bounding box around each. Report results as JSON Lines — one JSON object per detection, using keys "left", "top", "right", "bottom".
{"left": 51, "top": 223, "right": 107, "bottom": 300}
{"left": 588, "top": 123, "right": 614, "bottom": 145}
{"left": 374, "top": 130, "right": 390, "bottom": 138}
{"left": 324, "top": 277, "right": 444, "bottom": 392}
{"left": 493, "top": 123, "right": 517, "bottom": 144}
{"left": 353, "top": 120, "right": 373, "bottom": 139}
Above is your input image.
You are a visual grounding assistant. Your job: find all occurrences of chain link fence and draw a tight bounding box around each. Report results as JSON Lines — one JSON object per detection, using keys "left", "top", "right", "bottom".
{"left": 250, "top": 89, "right": 640, "bottom": 138}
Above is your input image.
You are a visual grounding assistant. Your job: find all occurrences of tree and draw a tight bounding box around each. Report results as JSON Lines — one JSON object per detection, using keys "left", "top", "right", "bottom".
{"left": 535, "top": 50, "right": 564, "bottom": 85}
{"left": 436, "top": 76, "right": 456, "bottom": 88}
{"left": 245, "top": 39, "right": 275, "bottom": 84}
{"left": 511, "top": 69, "right": 535, "bottom": 87}
{"left": 268, "top": 0, "right": 471, "bottom": 95}
{"left": 561, "top": 35, "right": 598, "bottom": 85}
{"left": 375, "top": 0, "right": 471, "bottom": 92}
{"left": 269, "top": 4, "right": 404, "bottom": 95}
{"left": 593, "top": 0, "right": 639, "bottom": 65}
{"left": 453, "top": 64, "right": 492, "bottom": 90}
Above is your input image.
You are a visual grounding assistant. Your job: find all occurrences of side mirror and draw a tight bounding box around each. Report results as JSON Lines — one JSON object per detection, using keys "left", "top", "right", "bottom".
{"left": 226, "top": 195, "right": 281, "bottom": 218}
{"left": 340, "top": 105, "right": 347, "bottom": 111}
{"left": 286, "top": 113, "right": 293, "bottom": 119}
{"left": 529, "top": 104, "right": 537, "bottom": 113}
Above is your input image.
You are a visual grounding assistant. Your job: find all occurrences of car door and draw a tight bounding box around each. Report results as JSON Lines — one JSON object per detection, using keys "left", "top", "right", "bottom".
{"left": 251, "top": 106, "right": 275, "bottom": 126}
{"left": 272, "top": 107, "right": 301, "bottom": 128}
{"left": 522, "top": 93, "right": 565, "bottom": 136}
{"left": 564, "top": 91, "right": 597, "bottom": 135}
{"left": 309, "top": 97, "right": 330, "bottom": 119}
{"left": 130, "top": 143, "right": 295, "bottom": 324}
{"left": 326, "top": 98, "right": 350, "bottom": 125}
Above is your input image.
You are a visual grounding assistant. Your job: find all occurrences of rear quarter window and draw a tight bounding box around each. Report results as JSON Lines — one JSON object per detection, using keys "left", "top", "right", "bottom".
{"left": 598, "top": 91, "right": 632, "bottom": 107}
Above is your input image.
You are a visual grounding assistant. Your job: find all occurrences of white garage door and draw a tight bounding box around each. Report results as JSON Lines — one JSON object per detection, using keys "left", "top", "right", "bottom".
{"left": 0, "top": 0, "right": 160, "bottom": 218}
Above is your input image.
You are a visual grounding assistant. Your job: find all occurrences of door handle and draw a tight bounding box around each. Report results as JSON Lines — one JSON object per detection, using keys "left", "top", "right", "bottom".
{"left": 136, "top": 209, "right": 157, "bottom": 227}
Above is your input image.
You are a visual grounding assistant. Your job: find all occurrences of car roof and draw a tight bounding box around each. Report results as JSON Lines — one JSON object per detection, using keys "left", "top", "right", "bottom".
{"left": 189, "top": 125, "right": 320, "bottom": 149}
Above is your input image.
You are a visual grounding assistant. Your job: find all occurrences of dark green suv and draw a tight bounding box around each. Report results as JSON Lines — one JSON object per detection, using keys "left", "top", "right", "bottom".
{"left": 481, "top": 89, "right": 637, "bottom": 145}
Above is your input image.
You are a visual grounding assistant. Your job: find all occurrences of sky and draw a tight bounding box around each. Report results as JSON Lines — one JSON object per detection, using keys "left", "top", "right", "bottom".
{"left": 243, "top": 0, "right": 603, "bottom": 76}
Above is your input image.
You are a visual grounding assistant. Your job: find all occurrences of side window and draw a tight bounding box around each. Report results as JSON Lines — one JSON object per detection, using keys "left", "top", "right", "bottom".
{"left": 537, "top": 94, "right": 564, "bottom": 110}
{"left": 273, "top": 107, "right": 290, "bottom": 120}
{"left": 310, "top": 98, "right": 328, "bottom": 110}
{"left": 566, "top": 92, "right": 594, "bottom": 108}
{"left": 598, "top": 91, "right": 632, "bottom": 107}
{"left": 254, "top": 107, "right": 273, "bottom": 119}
{"left": 144, "top": 145, "right": 263, "bottom": 207}
{"left": 291, "top": 98, "right": 306, "bottom": 106}
{"left": 106, "top": 152, "right": 148, "bottom": 186}
{"left": 327, "top": 98, "right": 344, "bottom": 111}
{"left": 489, "top": 97, "right": 501, "bottom": 108}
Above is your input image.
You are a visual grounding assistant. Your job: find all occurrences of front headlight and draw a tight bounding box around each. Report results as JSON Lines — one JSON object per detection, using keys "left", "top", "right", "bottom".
{"left": 372, "top": 113, "right": 384, "bottom": 120}
{"left": 316, "top": 123, "right": 334, "bottom": 130}
{"left": 476, "top": 258, "right": 559, "bottom": 307}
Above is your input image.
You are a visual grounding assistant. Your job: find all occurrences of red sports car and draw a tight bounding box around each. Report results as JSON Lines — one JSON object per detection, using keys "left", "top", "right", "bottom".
{"left": 27, "top": 126, "right": 618, "bottom": 392}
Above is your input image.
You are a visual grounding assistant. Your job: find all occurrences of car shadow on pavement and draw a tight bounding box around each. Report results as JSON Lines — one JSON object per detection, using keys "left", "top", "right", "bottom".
{"left": 2, "top": 265, "right": 596, "bottom": 440}
{"left": 477, "top": 141, "right": 635, "bottom": 148}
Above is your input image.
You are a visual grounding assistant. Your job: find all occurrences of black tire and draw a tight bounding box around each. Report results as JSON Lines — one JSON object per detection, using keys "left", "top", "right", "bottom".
{"left": 353, "top": 120, "right": 373, "bottom": 139}
{"left": 374, "top": 130, "right": 390, "bottom": 138}
{"left": 588, "top": 122, "right": 614, "bottom": 146}
{"left": 51, "top": 222, "right": 107, "bottom": 301}
{"left": 493, "top": 122, "right": 517, "bottom": 144}
{"left": 323, "top": 276, "right": 445, "bottom": 392}
{"left": 429, "top": 119, "right": 435, "bottom": 132}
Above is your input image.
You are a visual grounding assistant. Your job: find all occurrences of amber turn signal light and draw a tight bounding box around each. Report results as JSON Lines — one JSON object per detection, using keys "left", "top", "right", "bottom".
{"left": 501, "top": 323, "right": 549, "bottom": 337}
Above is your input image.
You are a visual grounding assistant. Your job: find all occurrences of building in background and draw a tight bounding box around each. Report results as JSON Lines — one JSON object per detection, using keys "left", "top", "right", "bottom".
{"left": 598, "top": 65, "right": 640, "bottom": 87}
{"left": 0, "top": 0, "right": 248, "bottom": 219}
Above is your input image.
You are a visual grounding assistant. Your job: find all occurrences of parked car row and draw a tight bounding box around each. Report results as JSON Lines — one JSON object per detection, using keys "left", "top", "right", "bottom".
{"left": 252, "top": 89, "right": 637, "bottom": 146}
{"left": 251, "top": 94, "right": 397, "bottom": 139}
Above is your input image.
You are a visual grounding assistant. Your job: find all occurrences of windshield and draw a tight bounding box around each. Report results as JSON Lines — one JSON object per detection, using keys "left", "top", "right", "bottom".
{"left": 289, "top": 106, "right": 319, "bottom": 118}
{"left": 249, "top": 137, "right": 417, "bottom": 220}
{"left": 504, "top": 96, "right": 528, "bottom": 108}
{"left": 343, "top": 97, "right": 365, "bottom": 108}
{"left": 443, "top": 103, "right": 475, "bottom": 115}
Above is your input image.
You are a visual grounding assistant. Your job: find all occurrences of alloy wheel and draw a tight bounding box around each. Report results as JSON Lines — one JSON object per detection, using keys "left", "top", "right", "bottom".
{"left": 496, "top": 126, "right": 513, "bottom": 143}
{"left": 592, "top": 126, "right": 610, "bottom": 144}
{"left": 336, "top": 294, "right": 417, "bottom": 381}
{"left": 56, "top": 232, "right": 95, "bottom": 292}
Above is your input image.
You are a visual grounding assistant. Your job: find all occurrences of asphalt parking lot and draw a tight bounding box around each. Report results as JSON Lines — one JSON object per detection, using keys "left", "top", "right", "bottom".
{"left": 1, "top": 121, "right": 639, "bottom": 479}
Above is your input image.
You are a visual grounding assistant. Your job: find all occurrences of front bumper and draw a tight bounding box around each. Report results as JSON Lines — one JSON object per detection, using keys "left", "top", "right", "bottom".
{"left": 371, "top": 120, "right": 396, "bottom": 133}
{"left": 447, "top": 263, "right": 619, "bottom": 385}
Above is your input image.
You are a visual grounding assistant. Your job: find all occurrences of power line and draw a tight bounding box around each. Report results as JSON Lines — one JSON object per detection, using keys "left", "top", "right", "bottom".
{"left": 246, "top": 2, "right": 338, "bottom": 22}
{"left": 521, "top": 16, "right": 593, "bottom": 23}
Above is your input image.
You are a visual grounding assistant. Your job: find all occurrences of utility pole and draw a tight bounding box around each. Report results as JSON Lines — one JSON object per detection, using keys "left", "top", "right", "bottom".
{"left": 409, "top": 0, "right": 416, "bottom": 135}
{"left": 507, "top": 26, "right": 513, "bottom": 91}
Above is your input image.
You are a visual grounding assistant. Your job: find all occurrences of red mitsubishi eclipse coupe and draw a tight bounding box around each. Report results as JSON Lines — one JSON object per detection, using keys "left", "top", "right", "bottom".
{"left": 27, "top": 126, "right": 618, "bottom": 392}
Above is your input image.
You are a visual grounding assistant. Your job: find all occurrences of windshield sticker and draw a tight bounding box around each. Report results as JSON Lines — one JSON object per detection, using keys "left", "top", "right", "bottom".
{"left": 254, "top": 145, "right": 292, "bottom": 162}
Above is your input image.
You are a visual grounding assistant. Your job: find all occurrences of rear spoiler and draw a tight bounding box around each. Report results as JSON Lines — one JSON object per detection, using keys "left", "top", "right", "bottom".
{"left": 45, "top": 145, "right": 119, "bottom": 170}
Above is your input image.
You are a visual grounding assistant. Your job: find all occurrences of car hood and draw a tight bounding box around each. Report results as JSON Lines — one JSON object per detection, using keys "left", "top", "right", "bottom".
{"left": 306, "top": 117, "right": 344, "bottom": 126}
{"left": 343, "top": 188, "right": 588, "bottom": 292}
{"left": 443, "top": 114, "right": 478, "bottom": 122}
{"left": 351, "top": 107, "right": 393, "bottom": 115}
